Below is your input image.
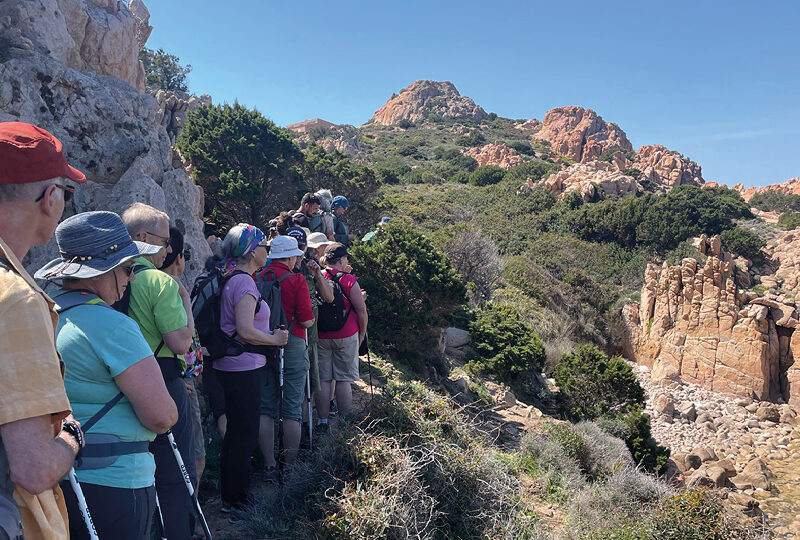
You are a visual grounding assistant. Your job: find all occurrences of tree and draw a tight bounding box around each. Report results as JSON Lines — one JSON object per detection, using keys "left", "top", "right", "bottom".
{"left": 175, "top": 102, "right": 303, "bottom": 231}
{"left": 553, "top": 344, "right": 644, "bottom": 420}
{"left": 349, "top": 222, "right": 466, "bottom": 363}
{"left": 442, "top": 228, "right": 504, "bottom": 306}
{"left": 139, "top": 47, "right": 192, "bottom": 92}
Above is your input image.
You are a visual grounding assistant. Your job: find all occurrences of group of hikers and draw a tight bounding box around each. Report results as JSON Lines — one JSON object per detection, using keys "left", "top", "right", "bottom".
{"left": 0, "top": 121, "right": 381, "bottom": 539}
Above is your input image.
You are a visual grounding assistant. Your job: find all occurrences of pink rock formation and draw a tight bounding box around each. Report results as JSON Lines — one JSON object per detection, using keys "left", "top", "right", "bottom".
{"left": 533, "top": 106, "right": 632, "bottom": 162}
{"left": 369, "top": 80, "right": 487, "bottom": 125}
{"left": 634, "top": 145, "right": 704, "bottom": 188}
{"left": 536, "top": 160, "right": 640, "bottom": 202}
{"left": 515, "top": 118, "right": 542, "bottom": 130}
{"left": 733, "top": 178, "right": 800, "bottom": 202}
{"left": 623, "top": 234, "right": 800, "bottom": 407}
{"left": 463, "top": 142, "right": 525, "bottom": 170}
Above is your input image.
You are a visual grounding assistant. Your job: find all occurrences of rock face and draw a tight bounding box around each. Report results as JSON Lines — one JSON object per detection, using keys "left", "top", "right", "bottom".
{"left": 369, "top": 80, "right": 487, "bottom": 125}
{"left": 293, "top": 124, "right": 364, "bottom": 161}
{"left": 733, "top": 178, "right": 800, "bottom": 202}
{"left": 623, "top": 234, "right": 800, "bottom": 407}
{"left": 463, "top": 142, "right": 525, "bottom": 170}
{"left": 536, "top": 159, "right": 641, "bottom": 202}
{"left": 154, "top": 89, "right": 212, "bottom": 143}
{"left": 515, "top": 118, "right": 542, "bottom": 130}
{"left": 532, "top": 106, "right": 632, "bottom": 163}
{"left": 635, "top": 144, "right": 704, "bottom": 188}
{"left": 0, "top": 0, "right": 211, "bottom": 285}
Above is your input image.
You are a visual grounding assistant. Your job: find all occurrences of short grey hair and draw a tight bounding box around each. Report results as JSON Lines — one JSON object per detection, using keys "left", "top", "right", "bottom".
{"left": 121, "top": 202, "right": 170, "bottom": 237}
{"left": 0, "top": 177, "right": 62, "bottom": 203}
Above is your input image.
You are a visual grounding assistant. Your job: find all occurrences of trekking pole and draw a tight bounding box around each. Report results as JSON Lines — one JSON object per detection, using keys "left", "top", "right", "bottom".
{"left": 154, "top": 493, "right": 167, "bottom": 540}
{"left": 304, "top": 334, "right": 313, "bottom": 449}
{"left": 366, "top": 348, "right": 374, "bottom": 399}
{"left": 166, "top": 430, "right": 213, "bottom": 540}
{"left": 68, "top": 468, "right": 99, "bottom": 540}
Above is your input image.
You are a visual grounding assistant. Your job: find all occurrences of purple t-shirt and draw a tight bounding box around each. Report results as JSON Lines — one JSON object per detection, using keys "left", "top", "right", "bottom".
{"left": 214, "top": 273, "right": 271, "bottom": 372}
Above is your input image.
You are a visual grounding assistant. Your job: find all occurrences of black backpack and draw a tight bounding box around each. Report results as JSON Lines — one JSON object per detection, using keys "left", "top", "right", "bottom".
{"left": 254, "top": 269, "right": 292, "bottom": 332}
{"left": 191, "top": 268, "right": 248, "bottom": 360}
{"left": 317, "top": 270, "right": 351, "bottom": 333}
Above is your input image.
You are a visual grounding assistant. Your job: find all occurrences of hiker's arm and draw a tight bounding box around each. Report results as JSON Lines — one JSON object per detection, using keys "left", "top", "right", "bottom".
{"left": 348, "top": 279, "right": 368, "bottom": 345}
{"left": 296, "top": 279, "right": 315, "bottom": 328}
{"left": 234, "top": 294, "right": 289, "bottom": 346}
{"left": 115, "top": 356, "right": 178, "bottom": 434}
{"left": 309, "top": 261, "right": 334, "bottom": 303}
{"left": 162, "top": 279, "right": 194, "bottom": 354}
{"left": 1, "top": 415, "right": 80, "bottom": 494}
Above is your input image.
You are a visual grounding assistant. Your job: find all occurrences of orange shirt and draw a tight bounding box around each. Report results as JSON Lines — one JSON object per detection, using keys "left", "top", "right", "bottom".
{"left": 0, "top": 236, "right": 71, "bottom": 540}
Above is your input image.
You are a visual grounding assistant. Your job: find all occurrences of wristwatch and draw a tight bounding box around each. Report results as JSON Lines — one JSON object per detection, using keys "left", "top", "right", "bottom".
{"left": 62, "top": 420, "right": 84, "bottom": 452}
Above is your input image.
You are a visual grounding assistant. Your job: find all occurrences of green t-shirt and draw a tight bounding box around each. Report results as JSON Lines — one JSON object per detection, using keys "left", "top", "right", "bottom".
{"left": 55, "top": 296, "right": 157, "bottom": 489}
{"left": 300, "top": 259, "right": 319, "bottom": 344}
{"left": 127, "top": 257, "right": 187, "bottom": 358}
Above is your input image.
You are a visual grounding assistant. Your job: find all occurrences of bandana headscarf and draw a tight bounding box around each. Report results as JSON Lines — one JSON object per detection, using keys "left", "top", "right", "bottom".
{"left": 218, "top": 224, "right": 265, "bottom": 276}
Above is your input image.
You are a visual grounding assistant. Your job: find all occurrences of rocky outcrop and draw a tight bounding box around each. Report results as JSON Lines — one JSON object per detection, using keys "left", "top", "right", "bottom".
{"left": 0, "top": 0, "right": 146, "bottom": 92}
{"left": 533, "top": 159, "right": 641, "bottom": 202}
{"left": 294, "top": 124, "right": 363, "bottom": 161}
{"left": 515, "top": 118, "right": 542, "bottom": 131}
{"left": 733, "top": 178, "right": 800, "bottom": 203}
{"left": 532, "top": 106, "right": 632, "bottom": 163}
{"left": 635, "top": 144, "right": 704, "bottom": 188}
{"left": 623, "top": 234, "right": 800, "bottom": 407}
{"left": 154, "top": 89, "right": 212, "bottom": 143}
{"left": 0, "top": 0, "right": 211, "bottom": 284}
{"left": 462, "top": 142, "right": 524, "bottom": 170}
{"left": 369, "top": 80, "right": 487, "bottom": 125}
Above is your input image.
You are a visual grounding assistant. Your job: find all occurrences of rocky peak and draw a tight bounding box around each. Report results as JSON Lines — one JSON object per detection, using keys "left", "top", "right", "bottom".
{"left": 369, "top": 80, "right": 487, "bottom": 125}
{"left": 533, "top": 106, "right": 632, "bottom": 163}
{"left": 733, "top": 178, "right": 800, "bottom": 203}
{"left": 635, "top": 144, "right": 704, "bottom": 188}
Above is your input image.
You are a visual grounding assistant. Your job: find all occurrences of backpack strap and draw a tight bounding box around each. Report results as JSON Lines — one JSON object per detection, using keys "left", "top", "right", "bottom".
{"left": 53, "top": 290, "right": 112, "bottom": 314}
{"left": 0, "top": 257, "right": 11, "bottom": 272}
{"left": 326, "top": 269, "right": 353, "bottom": 320}
{"left": 81, "top": 392, "right": 125, "bottom": 432}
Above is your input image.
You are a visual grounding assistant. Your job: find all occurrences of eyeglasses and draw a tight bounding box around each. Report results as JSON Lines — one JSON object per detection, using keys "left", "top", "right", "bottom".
{"left": 119, "top": 264, "right": 135, "bottom": 276}
{"left": 35, "top": 183, "right": 74, "bottom": 203}
{"left": 145, "top": 231, "right": 170, "bottom": 248}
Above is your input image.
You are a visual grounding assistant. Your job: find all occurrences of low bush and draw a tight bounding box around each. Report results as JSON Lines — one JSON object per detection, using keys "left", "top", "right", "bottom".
{"left": 750, "top": 190, "right": 800, "bottom": 213}
{"left": 778, "top": 210, "right": 800, "bottom": 230}
{"left": 468, "top": 303, "right": 546, "bottom": 386}
{"left": 468, "top": 165, "right": 507, "bottom": 186}
{"left": 720, "top": 226, "right": 765, "bottom": 260}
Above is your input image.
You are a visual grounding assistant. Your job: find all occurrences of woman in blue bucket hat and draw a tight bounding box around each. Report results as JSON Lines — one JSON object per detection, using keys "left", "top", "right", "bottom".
{"left": 36, "top": 211, "right": 178, "bottom": 540}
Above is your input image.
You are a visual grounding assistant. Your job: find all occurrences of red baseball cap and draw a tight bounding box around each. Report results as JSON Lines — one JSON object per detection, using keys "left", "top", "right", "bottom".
{"left": 0, "top": 122, "right": 86, "bottom": 184}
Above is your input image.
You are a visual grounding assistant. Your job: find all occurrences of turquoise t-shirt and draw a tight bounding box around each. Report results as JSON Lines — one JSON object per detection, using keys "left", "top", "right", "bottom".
{"left": 127, "top": 257, "right": 187, "bottom": 358}
{"left": 55, "top": 295, "right": 158, "bottom": 489}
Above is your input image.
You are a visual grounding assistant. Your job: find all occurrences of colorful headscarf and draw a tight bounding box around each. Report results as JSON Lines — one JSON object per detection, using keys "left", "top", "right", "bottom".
{"left": 218, "top": 223, "right": 265, "bottom": 276}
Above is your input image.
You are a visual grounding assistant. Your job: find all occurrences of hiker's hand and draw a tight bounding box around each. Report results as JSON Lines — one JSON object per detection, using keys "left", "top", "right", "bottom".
{"left": 344, "top": 264, "right": 353, "bottom": 273}
{"left": 361, "top": 288, "right": 367, "bottom": 300}
{"left": 273, "top": 328, "right": 289, "bottom": 346}
{"left": 63, "top": 414, "right": 85, "bottom": 448}
{"left": 307, "top": 259, "right": 321, "bottom": 275}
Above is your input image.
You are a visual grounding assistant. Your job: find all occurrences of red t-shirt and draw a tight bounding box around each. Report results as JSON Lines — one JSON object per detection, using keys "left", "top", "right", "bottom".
{"left": 318, "top": 269, "right": 360, "bottom": 340}
{"left": 259, "top": 261, "right": 314, "bottom": 339}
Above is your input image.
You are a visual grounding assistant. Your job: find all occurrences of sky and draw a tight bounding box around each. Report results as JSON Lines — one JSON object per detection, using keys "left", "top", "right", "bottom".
{"left": 145, "top": 1, "right": 799, "bottom": 188}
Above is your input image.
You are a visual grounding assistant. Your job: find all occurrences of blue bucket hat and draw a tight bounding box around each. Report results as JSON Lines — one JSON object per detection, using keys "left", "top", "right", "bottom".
{"left": 331, "top": 195, "right": 350, "bottom": 209}
{"left": 35, "top": 211, "right": 162, "bottom": 280}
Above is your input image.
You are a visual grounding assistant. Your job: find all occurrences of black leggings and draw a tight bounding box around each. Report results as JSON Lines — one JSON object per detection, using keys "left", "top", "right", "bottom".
{"left": 216, "top": 367, "right": 263, "bottom": 507}
{"left": 61, "top": 481, "right": 155, "bottom": 540}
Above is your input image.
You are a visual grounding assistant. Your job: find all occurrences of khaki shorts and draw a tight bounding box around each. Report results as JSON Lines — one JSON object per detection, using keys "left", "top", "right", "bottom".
{"left": 260, "top": 334, "right": 309, "bottom": 422}
{"left": 318, "top": 334, "right": 360, "bottom": 383}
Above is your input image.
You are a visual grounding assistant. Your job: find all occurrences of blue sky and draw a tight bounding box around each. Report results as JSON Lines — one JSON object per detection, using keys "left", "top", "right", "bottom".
{"left": 146, "top": 1, "right": 799, "bottom": 188}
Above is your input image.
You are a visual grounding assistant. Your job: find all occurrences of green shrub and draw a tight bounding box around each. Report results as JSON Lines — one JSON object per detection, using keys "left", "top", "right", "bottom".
{"left": 778, "top": 210, "right": 800, "bottom": 230}
{"left": 396, "top": 118, "right": 414, "bottom": 129}
{"left": 617, "top": 407, "right": 670, "bottom": 474}
{"left": 509, "top": 141, "right": 536, "bottom": 156}
{"left": 507, "top": 160, "right": 559, "bottom": 184}
{"left": 455, "top": 131, "right": 485, "bottom": 147}
{"left": 468, "top": 304, "right": 546, "bottom": 384}
{"left": 623, "top": 167, "right": 643, "bottom": 180}
{"left": 664, "top": 239, "right": 706, "bottom": 266}
{"left": 720, "top": 226, "right": 765, "bottom": 260}
{"left": 468, "top": 165, "right": 507, "bottom": 186}
{"left": 350, "top": 223, "right": 466, "bottom": 364}
{"left": 553, "top": 344, "right": 644, "bottom": 420}
{"left": 750, "top": 190, "right": 800, "bottom": 213}
{"left": 599, "top": 146, "right": 635, "bottom": 162}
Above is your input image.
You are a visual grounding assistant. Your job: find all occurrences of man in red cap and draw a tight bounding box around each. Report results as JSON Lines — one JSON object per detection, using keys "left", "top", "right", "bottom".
{"left": 0, "top": 121, "right": 87, "bottom": 539}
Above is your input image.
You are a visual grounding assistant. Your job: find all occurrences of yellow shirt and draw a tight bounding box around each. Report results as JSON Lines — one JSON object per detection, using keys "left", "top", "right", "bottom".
{"left": 0, "top": 236, "right": 71, "bottom": 540}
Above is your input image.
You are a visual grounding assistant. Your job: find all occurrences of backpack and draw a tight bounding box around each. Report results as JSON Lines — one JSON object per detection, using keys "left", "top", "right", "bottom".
{"left": 254, "top": 269, "right": 292, "bottom": 332}
{"left": 191, "top": 268, "right": 248, "bottom": 360}
{"left": 317, "top": 270, "right": 352, "bottom": 333}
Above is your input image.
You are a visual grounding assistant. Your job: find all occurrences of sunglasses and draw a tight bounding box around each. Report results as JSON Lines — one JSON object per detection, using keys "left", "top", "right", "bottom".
{"left": 119, "top": 264, "right": 135, "bottom": 276}
{"left": 35, "top": 183, "right": 74, "bottom": 203}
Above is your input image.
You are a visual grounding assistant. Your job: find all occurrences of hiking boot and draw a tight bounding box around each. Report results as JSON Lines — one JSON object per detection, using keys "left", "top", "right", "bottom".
{"left": 329, "top": 400, "right": 338, "bottom": 417}
{"left": 228, "top": 506, "right": 247, "bottom": 524}
{"left": 220, "top": 503, "right": 231, "bottom": 514}
{"left": 263, "top": 465, "right": 279, "bottom": 484}
{"left": 314, "top": 422, "right": 330, "bottom": 437}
